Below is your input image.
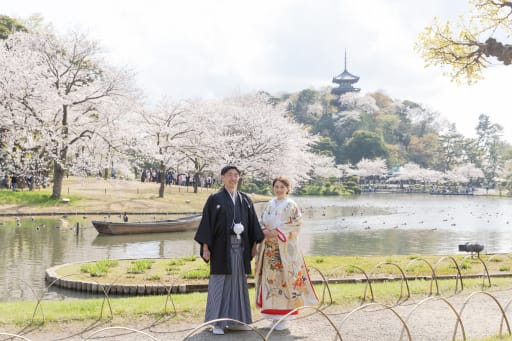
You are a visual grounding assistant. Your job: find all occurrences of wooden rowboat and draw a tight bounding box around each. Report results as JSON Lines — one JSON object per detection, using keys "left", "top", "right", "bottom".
{"left": 91, "top": 214, "right": 201, "bottom": 235}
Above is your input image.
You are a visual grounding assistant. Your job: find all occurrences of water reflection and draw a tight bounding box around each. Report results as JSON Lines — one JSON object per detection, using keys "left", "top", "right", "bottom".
{"left": 93, "top": 231, "right": 199, "bottom": 259}
{"left": 1, "top": 193, "right": 512, "bottom": 301}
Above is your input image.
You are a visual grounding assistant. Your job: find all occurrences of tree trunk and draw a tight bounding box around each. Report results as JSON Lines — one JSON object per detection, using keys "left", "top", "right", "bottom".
{"left": 52, "top": 104, "right": 68, "bottom": 199}
{"left": 193, "top": 173, "right": 199, "bottom": 193}
{"left": 158, "top": 162, "right": 165, "bottom": 198}
{"left": 52, "top": 162, "right": 65, "bottom": 199}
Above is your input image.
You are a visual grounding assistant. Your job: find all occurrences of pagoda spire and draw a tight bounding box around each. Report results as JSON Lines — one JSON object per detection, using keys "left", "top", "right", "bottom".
{"left": 344, "top": 49, "right": 347, "bottom": 71}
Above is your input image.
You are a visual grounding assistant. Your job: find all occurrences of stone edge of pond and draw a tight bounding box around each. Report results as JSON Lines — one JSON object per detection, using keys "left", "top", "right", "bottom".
{"left": 45, "top": 260, "right": 512, "bottom": 297}
{"left": 44, "top": 260, "right": 209, "bottom": 296}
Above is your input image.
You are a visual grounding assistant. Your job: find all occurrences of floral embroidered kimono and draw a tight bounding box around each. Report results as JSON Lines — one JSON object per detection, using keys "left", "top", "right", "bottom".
{"left": 254, "top": 197, "right": 318, "bottom": 320}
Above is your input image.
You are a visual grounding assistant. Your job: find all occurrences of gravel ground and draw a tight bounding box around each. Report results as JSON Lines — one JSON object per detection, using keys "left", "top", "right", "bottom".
{"left": 3, "top": 288, "right": 512, "bottom": 340}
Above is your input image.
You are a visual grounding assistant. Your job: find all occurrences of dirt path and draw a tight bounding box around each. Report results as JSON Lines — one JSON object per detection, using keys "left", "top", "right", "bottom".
{"left": 3, "top": 288, "right": 512, "bottom": 340}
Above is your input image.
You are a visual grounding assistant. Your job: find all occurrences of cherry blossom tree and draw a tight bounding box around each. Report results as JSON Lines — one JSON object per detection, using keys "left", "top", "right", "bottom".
{"left": 178, "top": 99, "right": 227, "bottom": 193}
{"left": 0, "top": 30, "right": 137, "bottom": 198}
{"left": 452, "top": 163, "right": 484, "bottom": 185}
{"left": 208, "top": 93, "right": 336, "bottom": 187}
{"left": 336, "top": 163, "right": 355, "bottom": 177}
{"left": 332, "top": 93, "right": 378, "bottom": 142}
{"left": 354, "top": 158, "right": 388, "bottom": 178}
{"left": 390, "top": 162, "right": 443, "bottom": 183}
{"left": 127, "top": 99, "right": 194, "bottom": 198}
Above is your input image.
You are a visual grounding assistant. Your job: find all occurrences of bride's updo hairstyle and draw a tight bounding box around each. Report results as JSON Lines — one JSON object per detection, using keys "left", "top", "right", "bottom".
{"left": 272, "top": 176, "right": 291, "bottom": 194}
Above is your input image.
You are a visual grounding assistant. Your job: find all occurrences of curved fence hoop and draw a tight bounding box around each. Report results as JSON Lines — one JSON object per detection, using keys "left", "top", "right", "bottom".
{"left": 182, "top": 318, "right": 266, "bottom": 340}
{"left": 369, "top": 262, "right": 410, "bottom": 303}
{"left": 160, "top": 281, "right": 177, "bottom": 316}
{"left": 146, "top": 279, "right": 179, "bottom": 333}
{"left": 11, "top": 276, "right": 45, "bottom": 324}
{"left": 461, "top": 255, "right": 492, "bottom": 289}
{"left": 83, "top": 326, "right": 159, "bottom": 340}
{"left": 404, "top": 258, "right": 439, "bottom": 296}
{"left": 44, "top": 272, "right": 115, "bottom": 321}
{"left": 400, "top": 296, "right": 466, "bottom": 341}
{"left": 264, "top": 305, "right": 343, "bottom": 341}
{"left": 0, "top": 332, "right": 34, "bottom": 340}
{"left": 95, "top": 271, "right": 135, "bottom": 320}
{"left": 328, "top": 264, "right": 375, "bottom": 304}
{"left": 500, "top": 294, "right": 512, "bottom": 335}
{"left": 433, "top": 256, "right": 464, "bottom": 294}
{"left": 455, "top": 291, "right": 511, "bottom": 340}
{"left": 339, "top": 302, "right": 412, "bottom": 341}
{"left": 307, "top": 266, "right": 333, "bottom": 307}
{"left": 139, "top": 276, "right": 178, "bottom": 317}
{"left": 49, "top": 270, "right": 126, "bottom": 321}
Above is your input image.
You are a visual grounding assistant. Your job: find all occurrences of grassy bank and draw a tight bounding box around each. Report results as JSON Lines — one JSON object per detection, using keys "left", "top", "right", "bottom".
{"left": 0, "top": 190, "right": 83, "bottom": 206}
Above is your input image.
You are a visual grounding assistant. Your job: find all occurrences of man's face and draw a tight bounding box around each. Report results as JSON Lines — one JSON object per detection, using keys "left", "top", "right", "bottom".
{"left": 221, "top": 169, "right": 240, "bottom": 189}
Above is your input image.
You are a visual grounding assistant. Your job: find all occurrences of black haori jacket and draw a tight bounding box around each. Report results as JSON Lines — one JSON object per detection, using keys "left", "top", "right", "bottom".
{"left": 194, "top": 188, "right": 264, "bottom": 275}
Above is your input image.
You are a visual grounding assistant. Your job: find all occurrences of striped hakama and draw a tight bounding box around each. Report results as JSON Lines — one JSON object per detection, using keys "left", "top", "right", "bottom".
{"left": 204, "top": 235, "right": 252, "bottom": 328}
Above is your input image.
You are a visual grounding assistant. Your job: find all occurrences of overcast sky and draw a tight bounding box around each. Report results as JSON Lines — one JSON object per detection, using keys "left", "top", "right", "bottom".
{"left": 4, "top": 0, "right": 512, "bottom": 141}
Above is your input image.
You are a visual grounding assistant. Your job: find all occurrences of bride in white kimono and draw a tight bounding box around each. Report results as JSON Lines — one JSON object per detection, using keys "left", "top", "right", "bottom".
{"left": 254, "top": 176, "right": 318, "bottom": 330}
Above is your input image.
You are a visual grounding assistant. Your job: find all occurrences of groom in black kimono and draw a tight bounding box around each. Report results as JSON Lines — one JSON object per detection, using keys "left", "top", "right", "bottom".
{"left": 194, "top": 165, "right": 264, "bottom": 335}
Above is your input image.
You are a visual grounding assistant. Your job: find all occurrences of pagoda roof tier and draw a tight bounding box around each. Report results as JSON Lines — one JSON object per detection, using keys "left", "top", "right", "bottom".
{"left": 331, "top": 86, "right": 360, "bottom": 95}
{"left": 332, "top": 69, "right": 360, "bottom": 84}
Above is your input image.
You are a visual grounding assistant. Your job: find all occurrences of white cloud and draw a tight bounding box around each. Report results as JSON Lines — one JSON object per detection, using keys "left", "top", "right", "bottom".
{"left": 3, "top": 0, "right": 512, "bottom": 141}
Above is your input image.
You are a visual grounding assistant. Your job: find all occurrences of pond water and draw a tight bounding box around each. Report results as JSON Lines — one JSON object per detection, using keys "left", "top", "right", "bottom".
{"left": 1, "top": 193, "right": 511, "bottom": 301}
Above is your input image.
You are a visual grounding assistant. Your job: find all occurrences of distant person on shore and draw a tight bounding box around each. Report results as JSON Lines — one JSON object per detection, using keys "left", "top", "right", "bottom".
{"left": 10, "top": 175, "right": 17, "bottom": 191}
{"left": 254, "top": 176, "right": 318, "bottom": 330}
{"left": 194, "top": 165, "right": 264, "bottom": 335}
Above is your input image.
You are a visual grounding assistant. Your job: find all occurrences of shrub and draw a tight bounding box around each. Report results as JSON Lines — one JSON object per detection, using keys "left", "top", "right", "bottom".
{"left": 167, "top": 259, "right": 186, "bottom": 266}
{"left": 240, "top": 179, "right": 271, "bottom": 195}
{"left": 127, "top": 259, "right": 154, "bottom": 274}
{"left": 345, "top": 265, "right": 357, "bottom": 274}
{"left": 460, "top": 261, "right": 472, "bottom": 270}
{"left": 499, "top": 265, "right": 510, "bottom": 272}
{"left": 183, "top": 268, "right": 210, "bottom": 279}
{"left": 80, "top": 259, "right": 118, "bottom": 277}
{"left": 147, "top": 274, "right": 161, "bottom": 281}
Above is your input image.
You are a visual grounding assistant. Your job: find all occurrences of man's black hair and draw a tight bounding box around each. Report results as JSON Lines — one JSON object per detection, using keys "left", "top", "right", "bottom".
{"left": 221, "top": 165, "right": 241, "bottom": 175}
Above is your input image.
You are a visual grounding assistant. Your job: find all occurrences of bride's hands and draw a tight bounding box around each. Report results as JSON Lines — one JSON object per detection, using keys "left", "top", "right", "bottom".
{"left": 263, "top": 228, "right": 278, "bottom": 240}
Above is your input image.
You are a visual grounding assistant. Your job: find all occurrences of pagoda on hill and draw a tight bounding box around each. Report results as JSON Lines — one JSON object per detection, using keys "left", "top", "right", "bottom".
{"left": 331, "top": 50, "right": 360, "bottom": 107}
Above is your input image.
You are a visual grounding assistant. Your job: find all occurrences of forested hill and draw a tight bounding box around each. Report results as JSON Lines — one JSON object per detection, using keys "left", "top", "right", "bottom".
{"left": 275, "top": 87, "right": 512, "bottom": 174}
